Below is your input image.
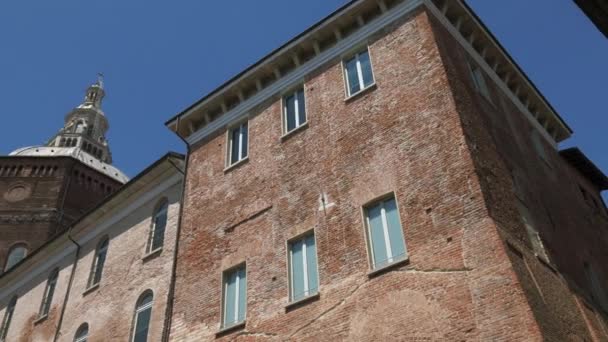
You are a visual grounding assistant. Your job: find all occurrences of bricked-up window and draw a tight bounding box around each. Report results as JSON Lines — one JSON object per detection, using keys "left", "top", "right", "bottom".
{"left": 344, "top": 48, "right": 374, "bottom": 97}
{"left": 4, "top": 244, "right": 27, "bottom": 272}
{"left": 221, "top": 264, "right": 247, "bottom": 328}
{"left": 288, "top": 233, "right": 319, "bottom": 302}
{"left": 148, "top": 199, "right": 168, "bottom": 253}
{"left": 364, "top": 196, "right": 407, "bottom": 270}
{"left": 131, "top": 291, "right": 153, "bottom": 342}
{"left": 74, "top": 323, "right": 88, "bottom": 342}
{"left": 283, "top": 88, "right": 307, "bottom": 134}
{"left": 88, "top": 237, "right": 109, "bottom": 288}
{"left": 227, "top": 122, "right": 248, "bottom": 166}
{"left": 468, "top": 62, "right": 492, "bottom": 102}
{"left": 0, "top": 296, "right": 16, "bottom": 342}
{"left": 39, "top": 269, "right": 59, "bottom": 318}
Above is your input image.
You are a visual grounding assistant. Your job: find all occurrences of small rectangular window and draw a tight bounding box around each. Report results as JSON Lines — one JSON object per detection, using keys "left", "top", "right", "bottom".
{"left": 469, "top": 62, "right": 491, "bottom": 102}
{"left": 222, "top": 265, "right": 246, "bottom": 328}
{"left": 288, "top": 233, "right": 319, "bottom": 302}
{"left": 364, "top": 196, "right": 407, "bottom": 270}
{"left": 39, "top": 270, "right": 58, "bottom": 317}
{"left": 227, "top": 122, "right": 248, "bottom": 166}
{"left": 283, "top": 88, "right": 307, "bottom": 133}
{"left": 344, "top": 48, "right": 375, "bottom": 96}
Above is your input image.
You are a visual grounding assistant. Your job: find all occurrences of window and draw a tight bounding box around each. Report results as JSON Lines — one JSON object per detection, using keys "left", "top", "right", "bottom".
{"left": 227, "top": 122, "right": 248, "bottom": 166}
{"left": 39, "top": 269, "right": 59, "bottom": 317}
{"left": 88, "top": 237, "right": 109, "bottom": 288}
{"left": 364, "top": 196, "right": 407, "bottom": 270}
{"left": 148, "top": 199, "right": 168, "bottom": 253}
{"left": 288, "top": 233, "right": 319, "bottom": 302}
{"left": 344, "top": 48, "right": 374, "bottom": 96}
{"left": 0, "top": 296, "right": 16, "bottom": 342}
{"left": 131, "top": 291, "right": 153, "bottom": 342}
{"left": 283, "top": 88, "right": 307, "bottom": 133}
{"left": 4, "top": 244, "right": 27, "bottom": 271}
{"left": 74, "top": 323, "right": 88, "bottom": 342}
{"left": 468, "top": 62, "right": 492, "bottom": 102}
{"left": 221, "top": 264, "right": 246, "bottom": 328}
{"left": 531, "top": 131, "right": 549, "bottom": 164}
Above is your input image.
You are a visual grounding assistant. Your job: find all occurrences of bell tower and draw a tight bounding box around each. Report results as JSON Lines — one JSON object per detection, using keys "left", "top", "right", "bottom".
{"left": 47, "top": 74, "right": 113, "bottom": 164}
{"left": 0, "top": 76, "right": 127, "bottom": 273}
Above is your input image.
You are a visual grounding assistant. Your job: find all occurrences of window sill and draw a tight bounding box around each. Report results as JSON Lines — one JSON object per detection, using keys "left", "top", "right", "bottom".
{"left": 345, "top": 83, "right": 377, "bottom": 103}
{"left": 216, "top": 321, "right": 246, "bottom": 337}
{"left": 367, "top": 257, "right": 409, "bottom": 278}
{"left": 33, "top": 314, "right": 48, "bottom": 325}
{"left": 142, "top": 247, "right": 163, "bottom": 262}
{"left": 281, "top": 122, "right": 309, "bottom": 142}
{"left": 285, "top": 292, "right": 320, "bottom": 312}
{"left": 224, "top": 157, "right": 249, "bottom": 173}
{"left": 82, "top": 283, "right": 100, "bottom": 296}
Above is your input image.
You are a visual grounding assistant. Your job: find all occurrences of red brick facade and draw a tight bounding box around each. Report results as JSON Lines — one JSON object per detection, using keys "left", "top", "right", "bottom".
{"left": 0, "top": 157, "right": 121, "bottom": 273}
{"left": 169, "top": 4, "right": 607, "bottom": 340}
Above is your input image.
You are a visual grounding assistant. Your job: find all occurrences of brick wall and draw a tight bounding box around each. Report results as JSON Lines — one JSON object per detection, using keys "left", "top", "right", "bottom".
{"left": 428, "top": 9, "right": 608, "bottom": 341}
{"left": 170, "top": 8, "right": 542, "bottom": 341}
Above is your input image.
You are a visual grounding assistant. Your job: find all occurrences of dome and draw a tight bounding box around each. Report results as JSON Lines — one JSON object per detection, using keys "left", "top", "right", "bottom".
{"left": 9, "top": 146, "right": 129, "bottom": 183}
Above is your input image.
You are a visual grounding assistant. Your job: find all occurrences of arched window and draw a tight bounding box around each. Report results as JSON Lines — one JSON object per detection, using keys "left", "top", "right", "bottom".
{"left": 148, "top": 199, "right": 168, "bottom": 253}
{"left": 4, "top": 244, "right": 27, "bottom": 271}
{"left": 88, "top": 238, "right": 109, "bottom": 288}
{"left": 0, "top": 296, "right": 17, "bottom": 341}
{"left": 131, "top": 291, "right": 153, "bottom": 342}
{"left": 39, "top": 269, "right": 59, "bottom": 317}
{"left": 74, "top": 323, "right": 88, "bottom": 342}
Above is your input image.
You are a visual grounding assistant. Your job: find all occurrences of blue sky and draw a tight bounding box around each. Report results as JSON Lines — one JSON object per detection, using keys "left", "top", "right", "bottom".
{"left": 0, "top": 1, "right": 605, "bottom": 200}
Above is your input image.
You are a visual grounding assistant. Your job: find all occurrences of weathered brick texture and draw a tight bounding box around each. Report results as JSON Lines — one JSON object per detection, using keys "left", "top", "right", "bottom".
{"left": 170, "top": 8, "right": 559, "bottom": 341}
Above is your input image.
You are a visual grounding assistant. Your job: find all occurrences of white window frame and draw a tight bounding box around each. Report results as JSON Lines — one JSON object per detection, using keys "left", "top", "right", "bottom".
{"left": 362, "top": 193, "right": 407, "bottom": 271}
{"left": 0, "top": 296, "right": 16, "bottom": 342}
{"left": 39, "top": 268, "right": 59, "bottom": 317}
{"left": 282, "top": 87, "right": 307, "bottom": 135}
{"left": 226, "top": 121, "right": 249, "bottom": 168}
{"left": 131, "top": 292, "right": 153, "bottom": 342}
{"left": 343, "top": 46, "right": 376, "bottom": 98}
{"left": 88, "top": 237, "right": 109, "bottom": 288}
{"left": 287, "top": 231, "right": 320, "bottom": 302}
{"left": 220, "top": 263, "right": 247, "bottom": 329}
{"left": 147, "top": 198, "right": 168, "bottom": 254}
{"left": 74, "top": 323, "right": 88, "bottom": 342}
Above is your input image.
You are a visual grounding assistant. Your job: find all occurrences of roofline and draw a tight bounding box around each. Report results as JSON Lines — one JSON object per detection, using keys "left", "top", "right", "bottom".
{"left": 164, "top": 0, "right": 360, "bottom": 127}
{"left": 0, "top": 155, "right": 126, "bottom": 185}
{"left": 460, "top": 0, "right": 573, "bottom": 134}
{"left": 559, "top": 147, "right": 608, "bottom": 190}
{"left": 0, "top": 151, "right": 184, "bottom": 280}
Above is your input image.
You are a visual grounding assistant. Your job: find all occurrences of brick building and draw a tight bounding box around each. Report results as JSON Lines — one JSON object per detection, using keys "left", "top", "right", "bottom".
{"left": 0, "top": 152, "right": 183, "bottom": 341}
{"left": 165, "top": 0, "right": 608, "bottom": 341}
{"left": 0, "top": 78, "right": 128, "bottom": 275}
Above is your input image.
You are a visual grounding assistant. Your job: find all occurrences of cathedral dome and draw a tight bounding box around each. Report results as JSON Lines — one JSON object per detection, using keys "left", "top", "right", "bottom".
{"left": 9, "top": 146, "right": 129, "bottom": 183}
{"left": 9, "top": 75, "right": 128, "bottom": 184}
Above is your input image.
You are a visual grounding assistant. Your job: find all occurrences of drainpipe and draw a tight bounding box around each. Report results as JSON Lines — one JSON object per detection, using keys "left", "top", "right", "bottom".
{"left": 53, "top": 227, "right": 81, "bottom": 342}
{"left": 161, "top": 116, "right": 190, "bottom": 342}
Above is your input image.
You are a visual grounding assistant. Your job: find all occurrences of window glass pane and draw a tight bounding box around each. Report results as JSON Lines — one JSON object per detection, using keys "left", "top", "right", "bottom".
{"left": 240, "top": 123, "right": 248, "bottom": 159}
{"left": 285, "top": 94, "right": 297, "bottom": 132}
{"left": 93, "top": 248, "right": 106, "bottom": 285}
{"left": 230, "top": 127, "right": 240, "bottom": 164}
{"left": 42, "top": 272, "right": 58, "bottom": 316}
{"left": 223, "top": 271, "right": 237, "bottom": 326}
{"left": 290, "top": 240, "right": 305, "bottom": 300}
{"left": 367, "top": 204, "right": 388, "bottom": 268}
{"left": 237, "top": 268, "right": 246, "bottom": 322}
{"left": 384, "top": 199, "right": 406, "bottom": 260}
{"left": 305, "top": 235, "right": 318, "bottom": 294}
{"left": 345, "top": 57, "right": 360, "bottom": 94}
{"left": 0, "top": 298, "right": 16, "bottom": 340}
{"left": 5, "top": 246, "right": 27, "bottom": 270}
{"left": 359, "top": 50, "right": 374, "bottom": 88}
{"left": 152, "top": 207, "right": 167, "bottom": 251}
{"left": 74, "top": 324, "right": 88, "bottom": 342}
{"left": 133, "top": 307, "right": 151, "bottom": 342}
{"left": 296, "top": 89, "right": 306, "bottom": 126}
